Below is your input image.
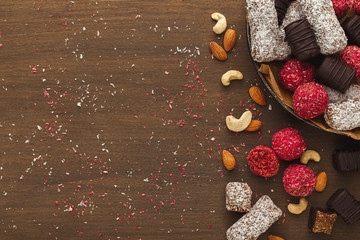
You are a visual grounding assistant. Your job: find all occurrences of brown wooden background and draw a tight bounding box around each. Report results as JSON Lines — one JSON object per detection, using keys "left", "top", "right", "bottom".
{"left": 0, "top": 0, "right": 359, "bottom": 239}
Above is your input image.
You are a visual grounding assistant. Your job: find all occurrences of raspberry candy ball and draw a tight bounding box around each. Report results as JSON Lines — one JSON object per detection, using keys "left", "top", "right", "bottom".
{"left": 272, "top": 127, "right": 306, "bottom": 161}
{"left": 354, "top": 0, "right": 360, "bottom": 15}
{"left": 331, "top": 0, "right": 351, "bottom": 18}
{"left": 246, "top": 146, "right": 279, "bottom": 178}
{"left": 339, "top": 45, "right": 360, "bottom": 80}
{"left": 283, "top": 164, "right": 317, "bottom": 197}
{"left": 293, "top": 82, "right": 329, "bottom": 119}
{"left": 279, "top": 59, "right": 315, "bottom": 92}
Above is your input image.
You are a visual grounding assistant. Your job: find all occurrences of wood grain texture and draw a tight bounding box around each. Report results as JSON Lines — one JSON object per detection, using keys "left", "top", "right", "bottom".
{"left": 0, "top": 0, "right": 359, "bottom": 239}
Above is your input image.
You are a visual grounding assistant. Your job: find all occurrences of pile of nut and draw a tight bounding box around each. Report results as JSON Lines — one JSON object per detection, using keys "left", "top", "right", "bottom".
{"left": 210, "top": 12, "right": 266, "bottom": 133}
{"left": 210, "top": 12, "right": 236, "bottom": 60}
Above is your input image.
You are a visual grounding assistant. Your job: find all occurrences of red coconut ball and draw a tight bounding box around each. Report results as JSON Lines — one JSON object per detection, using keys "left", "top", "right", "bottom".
{"left": 272, "top": 127, "right": 306, "bottom": 161}
{"left": 246, "top": 146, "right": 279, "bottom": 178}
{"left": 331, "top": 0, "right": 351, "bottom": 18}
{"left": 293, "top": 82, "right": 329, "bottom": 119}
{"left": 283, "top": 164, "right": 317, "bottom": 197}
{"left": 278, "top": 59, "right": 315, "bottom": 92}
{"left": 339, "top": 45, "right": 360, "bottom": 80}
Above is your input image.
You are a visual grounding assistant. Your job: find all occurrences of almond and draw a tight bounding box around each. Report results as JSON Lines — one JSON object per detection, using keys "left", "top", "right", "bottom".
{"left": 268, "top": 235, "right": 285, "bottom": 240}
{"left": 315, "top": 172, "right": 327, "bottom": 192}
{"left": 224, "top": 29, "right": 236, "bottom": 52}
{"left": 249, "top": 86, "right": 266, "bottom": 106}
{"left": 222, "top": 150, "right": 236, "bottom": 170}
{"left": 245, "top": 120, "right": 262, "bottom": 132}
{"left": 209, "top": 41, "right": 227, "bottom": 61}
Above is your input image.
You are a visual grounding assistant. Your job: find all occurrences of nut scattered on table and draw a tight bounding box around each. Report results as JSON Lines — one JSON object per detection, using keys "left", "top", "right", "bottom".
{"left": 221, "top": 70, "right": 243, "bottom": 86}
{"left": 300, "top": 150, "right": 321, "bottom": 164}
{"left": 209, "top": 41, "right": 227, "bottom": 61}
{"left": 288, "top": 197, "right": 308, "bottom": 214}
{"left": 245, "top": 120, "right": 262, "bottom": 132}
{"left": 315, "top": 172, "right": 327, "bottom": 192}
{"left": 249, "top": 86, "right": 266, "bottom": 105}
{"left": 211, "top": 12, "right": 227, "bottom": 34}
{"left": 224, "top": 29, "right": 236, "bottom": 52}
{"left": 222, "top": 150, "right": 236, "bottom": 170}
{"left": 268, "top": 235, "right": 285, "bottom": 240}
{"left": 226, "top": 110, "right": 252, "bottom": 132}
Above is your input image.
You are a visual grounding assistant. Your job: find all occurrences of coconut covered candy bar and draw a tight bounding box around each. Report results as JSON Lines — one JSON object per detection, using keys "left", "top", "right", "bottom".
{"left": 281, "top": 1, "right": 304, "bottom": 29}
{"left": 247, "top": 0, "right": 291, "bottom": 62}
{"left": 275, "top": 0, "right": 295, "bottom": 26}
{"left": 226, "top": 182, "right": 252, "bottom": 212}
{"left": 325, "top": 97, "right": 360, "bottom": 131}
{"left": 297, "top": 0, "right": 347, "bottom": 55}
{"left": 226, "top": 195, "right": 282, "bottom": 240}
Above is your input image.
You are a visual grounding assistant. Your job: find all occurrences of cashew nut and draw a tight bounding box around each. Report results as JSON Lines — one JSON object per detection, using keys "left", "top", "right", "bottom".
{"left": 211, "top": 12, "right": 227, "bottom": 34}
{"left": 288, "top": 197, "right": 308, "bottom": 215}
{"left": 221, "top": 70, "right": 243, "bottom": 86}
{"left": 226, "top": 111, "right": 252, "bottom": 132}
{"left": 300, "top": 150, "right": 320, "bottom": 164}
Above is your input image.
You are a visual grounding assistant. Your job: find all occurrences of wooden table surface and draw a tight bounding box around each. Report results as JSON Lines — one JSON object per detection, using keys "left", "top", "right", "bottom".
{"left": 0, "top": 0, "right": 359, "bottom": 239}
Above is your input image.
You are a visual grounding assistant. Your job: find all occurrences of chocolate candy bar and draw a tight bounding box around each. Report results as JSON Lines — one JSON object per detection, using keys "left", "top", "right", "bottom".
{"left": 226, "top": 195, "right": 282, "bottom": 240}
{"left": 298, "top": 0, "right": 347, "bottom": 55}
{"left": 327, "top": 189, "right": 360, "bottom": 224}
{"left": 247, "top": 0, "right": 291, "bottom": 62}
{"left": 275, "top": 0, "right": 294, "bottom": 26}
{"left": 316, "top": 56, "right": 355, "bottom": 93}
{"left": 226, "top": 182, "right": 252, "bottom": 212}
{"left": 308, "top": 207, "right": 337, "bottom": 235}
{"left": 284, "top": 18, "right": 320, "bottom": 62}
{"left": 342, "top": 15, "right": 360, "bottom": 47}
{"left": 333, "top": 149, "right": 360, "bottom": 171}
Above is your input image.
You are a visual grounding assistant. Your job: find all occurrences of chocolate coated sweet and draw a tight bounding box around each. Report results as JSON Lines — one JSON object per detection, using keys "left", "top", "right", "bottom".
{"left": 327, "top": 189, "right": 360, "bottom": 224}
{"left": 315, "top": 56, "right": 356, "bottom": 93}
{"left": 342, "top": 15, "right": 360, "bottom": 47}
{"left": 285, "top": 18, "right": 320, "bottom": 62}
{"left": 333, "top": 149, "right": 360, "bottom": 171}
{"left": 308, "top": 207, "right": 337, "bottom": 235}
{"left": 275, "top": 0, "right": 294, "bottom": 26}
